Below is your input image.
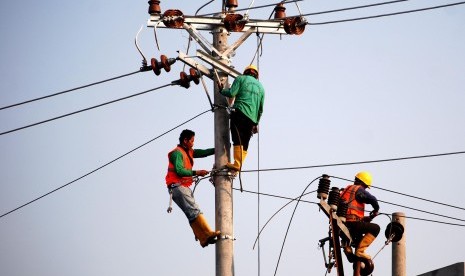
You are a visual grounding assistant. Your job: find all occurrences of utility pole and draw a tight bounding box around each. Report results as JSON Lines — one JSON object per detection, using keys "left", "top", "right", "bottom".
{"left": 213, "top": 25, "right": 234, "bottom": 276}
{"left": 392, "top": 212, "right": 406, "bottom": 276}
{"left": 146, "top": 2, "right": 306, "bottom": 275}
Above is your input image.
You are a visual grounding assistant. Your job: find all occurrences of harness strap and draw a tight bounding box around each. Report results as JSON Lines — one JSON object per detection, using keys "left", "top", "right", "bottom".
{"left": 167, "top": 183, "right": 181, "bottom": 213}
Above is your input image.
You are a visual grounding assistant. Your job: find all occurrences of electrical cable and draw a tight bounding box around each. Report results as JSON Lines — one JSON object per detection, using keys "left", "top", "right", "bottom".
{"left": 374, "top": 186, "right": 465, "bottom": 211}
{"left": 200, "top": 0, "right": 304, "bottom": 16}
{"left": 241, "top": 151, "right": 465, "bottom": 173}
{"left": 251, "top": 190, "right": 317, "bottom": 249}
{"left": 0, "top": 83, "right": 172, "bottom": 136}
{"left": 300, "top": 0, "right": 408, "bottom": 17}
{"left": 0, "top": 109, "right": 211, "bottom": 219}
{"left": 308, "top": 1, "right": 465, "bottom": 25}
{"left": 0, "top": 70, "right": 140, "bottom": 111}
{"left": 379, "top": 199, "right": 465, "bottom": 222}
{"left": 274, "top": 176, "right": 320, "bottom": 276}
{"left": 329, "top": 175, "right": 465, "bottom": 212}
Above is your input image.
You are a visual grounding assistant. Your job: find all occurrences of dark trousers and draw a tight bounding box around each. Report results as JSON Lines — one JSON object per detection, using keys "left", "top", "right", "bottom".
{"left": 346, "top": 221, "right": 380, "bottom": 245}
{"left": 230, "top": 109, "right": 255, "bottom": 151}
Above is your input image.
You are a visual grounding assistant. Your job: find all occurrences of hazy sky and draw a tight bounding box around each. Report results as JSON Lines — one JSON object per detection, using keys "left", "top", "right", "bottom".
{"left": 1, "top": 1, "right": 464, "bottom": 276}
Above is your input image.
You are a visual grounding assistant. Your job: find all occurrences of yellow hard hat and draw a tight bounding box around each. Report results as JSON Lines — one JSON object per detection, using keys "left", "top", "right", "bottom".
{"left": 244, "top": 64, "right": 258, "bottom": 75}
{"left": 355, "top": 171, "right": 372, "bottom": 187}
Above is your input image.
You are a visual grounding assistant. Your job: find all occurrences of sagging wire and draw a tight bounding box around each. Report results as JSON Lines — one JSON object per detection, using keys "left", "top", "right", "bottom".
{"left": 252, "top": 189, "right": 317, "bottom": 249}
{"left": 200, "top": 0, "right": 304, "bottom": 17}
{"left": 273, "top": 176, "right": 321, "bottom": 276}
{"left": 0, "top": 70, "right": 140, "bottom": 111}
{"left": 0, "top": 109, "right": 212, "bottom": 219}
{"left": 240, "top": 151, "right": 465, "bottom": 173}
{"left": 371, "top": 213, "right": 394, "bottom": 260}
{"left": 308, "top": 1, "right": 465, "bottom": 25}
{"left": 0, "top": 83, "right": 173, "bottom": 136}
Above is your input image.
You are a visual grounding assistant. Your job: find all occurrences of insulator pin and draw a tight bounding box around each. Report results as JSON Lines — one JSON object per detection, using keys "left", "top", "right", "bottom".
{"left": 224, "top": 13, "right": 246, "bottom": 32}
{"left": 162, "top": 9, "right": 184, "bottom": 28}
{"left": 151, "top": 55, "right": 176, "bottom": 76}
{"left": 148, "top": 0, "right": 161, "bottom": 15}
{"left": 328, "top": 187, "right": 341, "bottom": 210}
{"left": 317, "top": 174, "right": 331, "bottom": 200}
{"left": 384, "top": 221, "right": 404, "bottom": 242}
{"left": 283, "top": 16, "right": 306, "bottom": 35}
{"left": 336, "top": 201, "right": 348, "bottom": 220}
{"left": 177, "top": 68, "right": 201, "bottom": 89}
{"left": 274, "top": 3, "right": 286, "bottom": 19}
{"left": 226, "top": 0, "right": 238, "bottom": 8}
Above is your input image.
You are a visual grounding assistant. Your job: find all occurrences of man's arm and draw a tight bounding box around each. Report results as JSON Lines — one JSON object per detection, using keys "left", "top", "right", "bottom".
{"left": 193, "top": 148, "right": 215, "bottom": 158}
{"left": 356, "top": 189, "right": 380, "bottom": 212}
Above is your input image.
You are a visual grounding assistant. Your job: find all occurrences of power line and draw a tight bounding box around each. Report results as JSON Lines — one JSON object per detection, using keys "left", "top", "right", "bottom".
{"left": 200, "top": 0, "right": 304, "bottom": 16}
{"left": 374, "top": 186, "right": 465, "bottom": 211}
{"left": 242, "top": 151, "right": 465, "bottom": 173}
{"left": 329, "top": 175, "right": 465, "bottom": 212}
{"left": 0, "top": 70, "right": 140, "bottom": 111}
{"left": 301, "top": 0, "right": 408, "bottom": 17}
{"left": 233, "top": 187, "right": 465, "bottom": 227}
{"left": 0, "top": 83, "right": 172, "bottom": 136}
{"left": 0, "top": 109, "right": 211, "bottom": 219}
{"left": 308, "top": 1, "right": 465, "bottom": 25}
{"left": 379, "top": 199, "right": 465, "bottom": 222}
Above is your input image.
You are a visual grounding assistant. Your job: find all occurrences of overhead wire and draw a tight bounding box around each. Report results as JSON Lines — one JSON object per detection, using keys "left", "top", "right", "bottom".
{"left": 374, "top": 186, "right": 465, "bottom": 211}
{"left": 300, "top": 0, "right": 409, "bottom": 17}
{"left": 308, "top": 1, "right": 465, "bottom": 25}
{"left": 0, "top": 83, "right": 172, "bottom": 136}
{"left": 241, "top": 151, "right": 465, "bottom": 173}
{"left": 330, "top": 175, "right": 465, "bottom": 211}
{"left": 200, "top": 0, "right": 304, "bottom": 16}
{"left": 0, "top": 70, "right": 140, "bottom": 111}
{"left": 0, "top": 109, "right": 211, "bottom": 219}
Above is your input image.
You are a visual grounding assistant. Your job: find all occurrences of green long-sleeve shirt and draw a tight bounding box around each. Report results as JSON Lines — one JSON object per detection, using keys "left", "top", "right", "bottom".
{"left": 220, "top": 75, "right": 265, "bottom": 124}
{"left": 169, "top": 147, "right": 214, "bottom": 176}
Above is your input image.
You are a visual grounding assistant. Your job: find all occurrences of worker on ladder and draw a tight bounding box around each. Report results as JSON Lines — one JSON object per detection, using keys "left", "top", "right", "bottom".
{"left": 340, "top": 171, "right": 380, "bottom": 260}
{"left": 218, "top": 65, "right": 265, "bottom": 171}
{"left": 165, "top": 129, "right": 221, "bottom": 247}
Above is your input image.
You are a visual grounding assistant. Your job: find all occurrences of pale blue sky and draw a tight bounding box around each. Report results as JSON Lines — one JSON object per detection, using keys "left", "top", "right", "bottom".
{"left": 1, "top": 1, "right": 464, "bottom": 276}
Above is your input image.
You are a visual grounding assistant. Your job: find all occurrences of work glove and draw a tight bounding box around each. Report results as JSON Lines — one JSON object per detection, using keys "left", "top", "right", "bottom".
{"left": 195, "top": 170, "right": 209, "bottom": 177}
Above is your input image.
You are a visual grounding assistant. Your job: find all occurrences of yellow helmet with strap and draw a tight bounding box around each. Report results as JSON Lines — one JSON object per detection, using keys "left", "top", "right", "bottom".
{"left": 244, "top": 64, "right": 258, "bottom": 75}
{"left": 355, "top": 171, "right": 372, "bottom": 187}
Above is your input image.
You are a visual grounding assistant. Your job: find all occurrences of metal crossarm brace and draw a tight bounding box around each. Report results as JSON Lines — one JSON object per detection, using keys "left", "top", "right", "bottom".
{"left": 183, "top": 23, "right": 226, "bottom": 59}
{"left": 197, "top": 50, "right": 241, "bottom": 79}
{"left": 177, "top": 51, "right": 213, "bottom": 79}
{"left": 318, "top": 199, "right": 352, "bottom": 244}
{"left": 223, "top": 27, "right": 256, "bottom": 58}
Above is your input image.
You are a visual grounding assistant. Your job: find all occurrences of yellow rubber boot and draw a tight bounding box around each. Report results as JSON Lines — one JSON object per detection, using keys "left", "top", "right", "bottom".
{"left": 226, "top": 145, "right": 245, "bottom": 171}
{"left": 355, "top": 233, "right": 376, "bottom": 259}
{"left": 190, "top": 214, "right": 221, "bottom": 248}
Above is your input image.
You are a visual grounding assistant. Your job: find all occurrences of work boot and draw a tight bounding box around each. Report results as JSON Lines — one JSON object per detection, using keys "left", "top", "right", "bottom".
{"left": 190, "top": 214, "right": 221, "bottom": 247}
{"left": 355, "top": 233, "right": 376, "bottom": 259}
{"left": 226, "top": 145, "right": 247, "bottom": 171}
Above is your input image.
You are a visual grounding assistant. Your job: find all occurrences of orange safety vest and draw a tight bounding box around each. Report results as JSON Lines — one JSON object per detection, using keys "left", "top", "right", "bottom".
{"left": 340, "top": 184, "right": 365, "bottom": 221}
{"left": 165, "top": 146, "right": 194, "bottom": 187}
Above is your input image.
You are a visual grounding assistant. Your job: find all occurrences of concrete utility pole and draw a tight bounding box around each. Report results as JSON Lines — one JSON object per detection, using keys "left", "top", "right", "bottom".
{"left": 392, "top": 212, "right": 406, "bottom": 276}
{"left": 146, "top": 2, "right": 306, "bottom": 275}
{"left": 213, "top": 26, "right": 234, "bottom": 276}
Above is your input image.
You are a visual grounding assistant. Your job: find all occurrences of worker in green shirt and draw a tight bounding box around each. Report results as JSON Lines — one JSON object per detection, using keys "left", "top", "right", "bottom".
{"left": 219, "top": 65, "right": 265, "bottom": 171}
{"left": 165, "top": 129, "right": 220, "bottom": 247}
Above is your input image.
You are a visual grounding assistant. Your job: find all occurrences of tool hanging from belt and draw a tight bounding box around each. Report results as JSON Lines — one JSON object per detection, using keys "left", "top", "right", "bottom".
{"left": 167, "top": 183, "right": 180, "bottom": 213}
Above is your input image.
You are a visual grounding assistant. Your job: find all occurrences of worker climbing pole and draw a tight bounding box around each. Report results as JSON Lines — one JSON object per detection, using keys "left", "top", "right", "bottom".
{"left": 143, "top": 1, "right": 306, "bottom": 275}
{"left": 316, "top": 174, "right": 405, "bottom": 276}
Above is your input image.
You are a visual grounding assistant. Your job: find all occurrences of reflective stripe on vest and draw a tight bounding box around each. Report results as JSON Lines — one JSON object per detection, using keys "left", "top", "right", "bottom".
{"left": 165, "top": 146, "right": 194, "bottom": 187}
{"left": 340, "top": 184, "right": 365, "bottom": 220}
